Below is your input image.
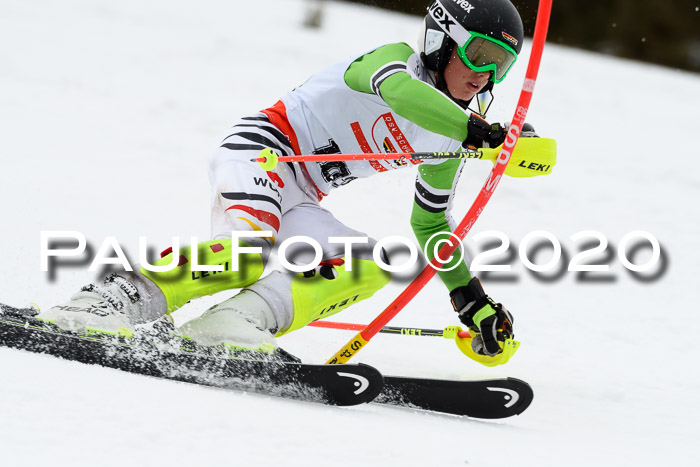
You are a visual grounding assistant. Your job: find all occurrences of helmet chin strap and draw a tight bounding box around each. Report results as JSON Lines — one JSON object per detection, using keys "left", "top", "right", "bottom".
{"left": 434, "top": 41, "right": 468, "bottom": 109}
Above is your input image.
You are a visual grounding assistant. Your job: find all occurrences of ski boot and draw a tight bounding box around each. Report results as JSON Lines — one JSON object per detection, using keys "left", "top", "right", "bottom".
{"left": 38, "top": 272, "right": 166, "bottom": 338}
{"left": 177, "top": 289, "right": 298, "bottom": 363}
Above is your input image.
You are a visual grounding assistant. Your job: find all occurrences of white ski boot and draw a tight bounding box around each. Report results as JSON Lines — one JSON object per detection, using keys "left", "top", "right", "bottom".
{"left": 177, "top": 289, "right": 280, "bottom": 355}
{"left": 39, "top": 273, "right": 167, "bottom": 336}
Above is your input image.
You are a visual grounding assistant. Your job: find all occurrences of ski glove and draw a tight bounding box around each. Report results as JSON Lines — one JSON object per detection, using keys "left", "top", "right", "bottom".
{"left": 302, "top": 258, "right": 344, "bottom": 280}
{"left": 463, "top": 114, "right": 506, "bottom": 149}
{"left": 520, "top": 122, "right": 539, "bottom": 138}
{"left": 450, "top": 277, "right": 514, "bottom": 357}
{"left": 464, "top": 115, "right": 540, "bottom": 149}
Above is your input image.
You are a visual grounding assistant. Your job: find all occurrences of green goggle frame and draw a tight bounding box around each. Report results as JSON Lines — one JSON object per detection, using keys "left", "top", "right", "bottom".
{"left": 455, "top": 31, "right": 518, "bottom": 84}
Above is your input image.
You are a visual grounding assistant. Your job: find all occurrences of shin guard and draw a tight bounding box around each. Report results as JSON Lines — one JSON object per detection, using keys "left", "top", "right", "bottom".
{"left": 280, "top": 258, "right": 391, "bottom": 335}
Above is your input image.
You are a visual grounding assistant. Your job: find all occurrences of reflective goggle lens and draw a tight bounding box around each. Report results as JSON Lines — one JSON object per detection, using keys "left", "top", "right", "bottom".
{"left": 458, "top": 35, "right": 517, "bottom": 83}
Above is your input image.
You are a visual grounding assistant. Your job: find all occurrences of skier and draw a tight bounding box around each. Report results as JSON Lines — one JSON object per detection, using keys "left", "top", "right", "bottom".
{"left": 40, "top": 0, "right": 548, "bottom": 366}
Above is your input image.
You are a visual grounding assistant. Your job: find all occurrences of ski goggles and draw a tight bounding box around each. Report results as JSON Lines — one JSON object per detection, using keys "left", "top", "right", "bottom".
{"left": 455, "top": 31, "right": 518, "bottom": 84}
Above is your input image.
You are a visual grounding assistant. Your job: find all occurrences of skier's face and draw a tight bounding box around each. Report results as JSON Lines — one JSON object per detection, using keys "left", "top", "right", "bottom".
{"left": 443, "top": 46, "right": 491, "bottom": 101}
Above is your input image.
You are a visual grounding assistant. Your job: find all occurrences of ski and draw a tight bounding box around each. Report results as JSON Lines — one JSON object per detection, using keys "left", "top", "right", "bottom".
{"left": 0, "top": 302, "right": 533, "bottom": 418}
{"left": 0, "top": 303, "right": 383, "bottom": 407}
{"left": 375, "top": 375, "right": 533, "bottom": 419}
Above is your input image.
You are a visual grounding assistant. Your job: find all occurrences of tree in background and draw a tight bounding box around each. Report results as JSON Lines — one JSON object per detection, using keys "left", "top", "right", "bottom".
{"left": 303, "top": 0, "right": 326, "bottom": 29}
{"left": 340, "top": 0, "right": 700, "bottom": 72}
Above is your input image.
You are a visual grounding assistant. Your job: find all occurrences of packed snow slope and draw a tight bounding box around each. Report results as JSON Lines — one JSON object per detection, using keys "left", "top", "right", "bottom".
{"left": 1, "top": 0, "right": 699, "bottom": 466}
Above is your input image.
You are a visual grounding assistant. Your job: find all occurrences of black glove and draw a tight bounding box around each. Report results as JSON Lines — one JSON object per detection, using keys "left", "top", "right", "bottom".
{"left": 450, "top": 277, "right": 514, "bottom": 357}
{"left": 463, "top": 114, "right": 507, "bottom": 149}
{"left": 464, "top": 116, "right": 540, "bottom": 149}
{"left": 520, "top": 122, "right": 539, "bottom": 138}
{"left": 302, "top": 258, "right": 344, "bottom": 280}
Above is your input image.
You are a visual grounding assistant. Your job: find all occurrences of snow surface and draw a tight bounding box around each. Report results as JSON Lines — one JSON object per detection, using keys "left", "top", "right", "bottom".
{"left": 1, "top": 0, "right": 700, "bottom": 465}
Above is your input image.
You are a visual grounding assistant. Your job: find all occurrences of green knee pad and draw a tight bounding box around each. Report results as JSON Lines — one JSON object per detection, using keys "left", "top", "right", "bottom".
{"left": 280, "top": 258, "right": 391, "bottom": 335}
{"left": 141, "top": 238, "right": 264, "bottom": 313}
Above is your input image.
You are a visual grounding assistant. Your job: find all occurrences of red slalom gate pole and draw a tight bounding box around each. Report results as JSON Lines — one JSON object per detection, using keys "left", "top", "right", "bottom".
{"left": 325, "top": 0, "right": 554, "bottom": 365}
